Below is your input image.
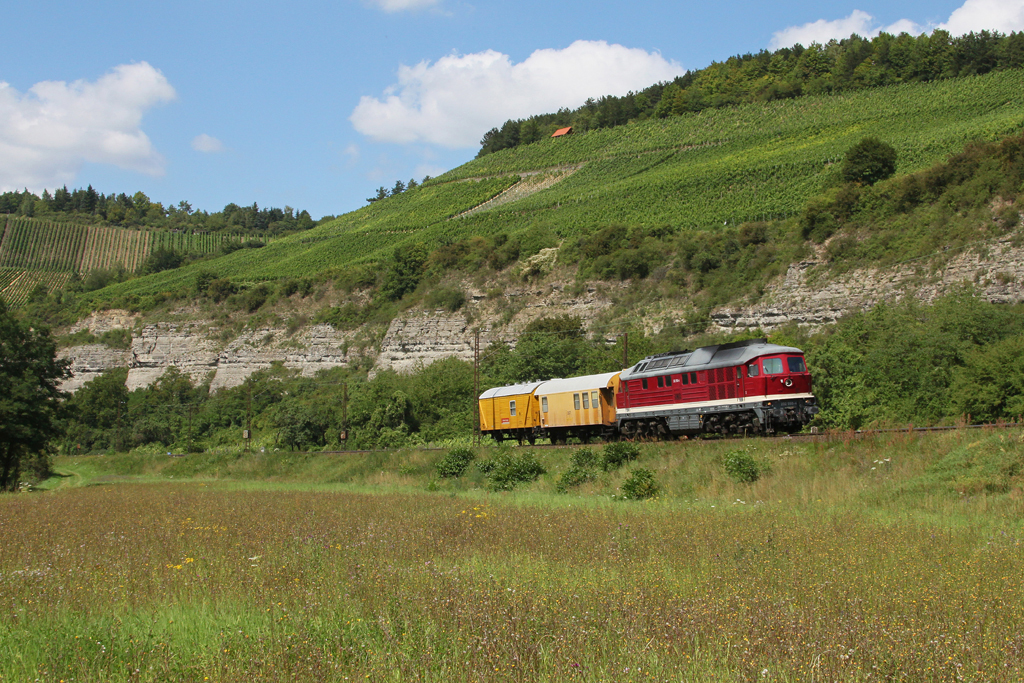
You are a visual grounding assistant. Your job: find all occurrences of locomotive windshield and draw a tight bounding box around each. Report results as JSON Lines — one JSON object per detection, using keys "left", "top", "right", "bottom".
{"left": 763, "top": 358, "right": 783, "bottom": 374}
{"left": 788, "top": 357, "right": 807, "bottom": 372}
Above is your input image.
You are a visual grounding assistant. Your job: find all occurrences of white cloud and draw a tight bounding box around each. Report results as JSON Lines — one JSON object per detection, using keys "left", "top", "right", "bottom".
{"left": 769, "top": 10, "right": 878, "bottom": 49}
{"left": 768, "top": 10, "right": 923, "bottom": 49}
{"left": 191, "top": 133, "right": 224, "bottom": 153}
{"left": 940, "top": 0, "right": 1024, "bottom": 35}
{"left": 770, "top": 0, "right": 1024, "bottom": 50}
{"left": 0, "top": 62, "right": 175, "bottom": 192}
{"left": 365, "top": 0, "right": 439, "bottom": 12}
{"left": 350, "top": 40, "right": 685, "bottom": 149}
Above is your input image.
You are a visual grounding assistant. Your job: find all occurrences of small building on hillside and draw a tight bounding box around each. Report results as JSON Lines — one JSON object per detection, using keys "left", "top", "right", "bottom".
{"left": 551, "top": 127, "right": 573, "bottom": 138}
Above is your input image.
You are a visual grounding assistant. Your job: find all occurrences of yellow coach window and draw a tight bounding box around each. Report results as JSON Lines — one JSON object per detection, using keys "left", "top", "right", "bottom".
{"left": 509, "top": 400, "right": 517, "bottom": 416}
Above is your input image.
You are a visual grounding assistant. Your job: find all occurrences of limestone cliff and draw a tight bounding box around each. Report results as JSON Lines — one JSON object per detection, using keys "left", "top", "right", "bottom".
{"left": 58, "top": 238, "right": 1024, "bottom": 392}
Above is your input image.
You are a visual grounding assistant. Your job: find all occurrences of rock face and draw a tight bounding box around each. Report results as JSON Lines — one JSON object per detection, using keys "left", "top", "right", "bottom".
{"left": 60, "top": 315, "right": 358, "bottom": 393}
{"left": 57, "top": 237, "right": 1024, "bottom": 392}
{"left": 61, "top": 344, "right": 133, "bottom": 393}
{"left": 711, "top": 237, "right": 1024, "bottom": 332}
{"left": 374, "top": 314, "right": 478, "bottom": 375}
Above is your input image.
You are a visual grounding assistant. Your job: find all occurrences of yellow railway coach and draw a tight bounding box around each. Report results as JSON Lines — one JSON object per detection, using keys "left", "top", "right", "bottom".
{"left": 478, "top": 373, "right": 622, "bottom": 445}
{"left": 478, "top": 381, "right": 545, "bottom": 444}
{"left": 536, "top": 372, "right": 620, "bottom": 444}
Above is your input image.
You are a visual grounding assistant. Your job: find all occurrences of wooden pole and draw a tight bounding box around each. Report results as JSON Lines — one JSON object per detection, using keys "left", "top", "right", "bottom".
{"left": 474, "top": 330, "right": 480, "bottom": 446}
{"left": 245, "top": 379, "right": 252, "bottom": 454}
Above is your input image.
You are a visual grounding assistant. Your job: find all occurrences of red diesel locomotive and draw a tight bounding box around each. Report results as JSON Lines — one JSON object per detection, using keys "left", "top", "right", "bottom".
{"left": 615, "top": 338, "right": 818, "bottom": 438}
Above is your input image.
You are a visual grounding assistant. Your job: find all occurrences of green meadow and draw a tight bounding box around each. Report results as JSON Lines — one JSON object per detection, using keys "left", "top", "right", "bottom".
{"left": 3, "top": 429, "right": 1022, "bottom": 682}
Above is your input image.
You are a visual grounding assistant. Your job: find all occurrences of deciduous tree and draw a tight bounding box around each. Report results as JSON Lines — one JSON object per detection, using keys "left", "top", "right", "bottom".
{"left": 0, "top": 299, "right": 70, "bottom": 491}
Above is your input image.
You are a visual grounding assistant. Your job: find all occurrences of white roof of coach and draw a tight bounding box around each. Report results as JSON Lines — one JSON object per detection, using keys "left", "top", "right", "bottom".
{"left": 479, "top": 381, "right": 546, "bottom": 400}
{"left": 536, "top": 372, "right": 619, "bottom": 395}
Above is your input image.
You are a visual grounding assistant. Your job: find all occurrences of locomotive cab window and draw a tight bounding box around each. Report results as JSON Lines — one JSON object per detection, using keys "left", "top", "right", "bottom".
{"left": 582, "top": 393, "right": 590, "bottom": 409}
{"left": 509, "top": 400, "right": 517, "bottom": 416}
{"left": 788, "top": 356, "right": 807, "bottom": 373}
{"left": 748, "top": 363, "right": 760, "bottom": 377}
{"left": 541, "top": 397, "right": 548, "bottom": 413}
{"left": 763, "top": 358, "right": 783, "bottom": 374}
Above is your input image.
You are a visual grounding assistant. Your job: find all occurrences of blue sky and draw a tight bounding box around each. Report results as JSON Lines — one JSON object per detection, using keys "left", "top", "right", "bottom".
{"left": 1, "top": 0, "right": 1020, "bottom": 219}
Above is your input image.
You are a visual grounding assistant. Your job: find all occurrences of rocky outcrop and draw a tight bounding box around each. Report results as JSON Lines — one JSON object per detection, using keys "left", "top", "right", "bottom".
{"left": 60, "top": 316, "right": 358, "bottom": 393}
{"left": 126, "top": 322, "right": 223, "bottom": 390}
{"left": 58, "top": 235, "right": 1024, "bottom": 392}
{"left": 61, "top": 344, "right": 134, "bottom": 393}
{"left": 710, "top": 237, "right": 1024, "bottom": 332}
{"left": 208, "top": 324, "right": 355, "bottom": 391}
{"left": 69, "top": 309, "right": 139, "bottom": 334}
{"left": 373, "top": 314, "right": 479, "bottom": 375}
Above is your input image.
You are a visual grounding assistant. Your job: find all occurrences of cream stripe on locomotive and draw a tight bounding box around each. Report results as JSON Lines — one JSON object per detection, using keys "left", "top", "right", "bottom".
{"left": 616, "top": 392, "right": 816, "bottom": 417}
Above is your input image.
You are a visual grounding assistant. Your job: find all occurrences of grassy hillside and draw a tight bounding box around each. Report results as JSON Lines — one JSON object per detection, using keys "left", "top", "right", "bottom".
{"left": 85, "top": 70, "right": 1023, "bottom": 305}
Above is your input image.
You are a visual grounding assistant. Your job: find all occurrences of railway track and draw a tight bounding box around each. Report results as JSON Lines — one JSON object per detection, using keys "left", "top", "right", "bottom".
{"left": 268, "top": 420, "right": 1022, "bottom": 457}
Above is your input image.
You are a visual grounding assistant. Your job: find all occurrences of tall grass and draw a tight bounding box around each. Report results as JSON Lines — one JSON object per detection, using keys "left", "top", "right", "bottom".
{"left": 4, "top": 430, "right": 1023, "bottom": 681}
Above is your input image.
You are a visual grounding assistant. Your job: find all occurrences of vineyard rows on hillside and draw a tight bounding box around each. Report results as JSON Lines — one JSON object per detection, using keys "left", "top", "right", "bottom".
{"left": 0, "top": 268, "right": 72, "bottom": 306}
{"left": 0, "top": 218, "right": 258, "bottom": 304}
{"left": 89, "top": 177, "right": 523, "bottom": 297}
{"left": 435, "top": 71, "right": 1024, "bottom": 182}
{"left": 81, "top": 69, "right": 1024, "bottom": 302}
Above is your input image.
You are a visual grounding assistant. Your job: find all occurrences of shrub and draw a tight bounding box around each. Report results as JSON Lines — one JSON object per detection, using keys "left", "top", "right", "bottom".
{"left": 555, "top": 466, "right": 594, "bottom": 493}
{"left": 98, "top": 329, "right": 132, "bottom": 350}
{"left": 424, "top": 286, "right": 466, "bottom": 312}
{"left": 841, "top": 137, "right": 897, "bottom": 185}
{"left": 601, "top": 441, "right": 641, "bottom": 471}
{"left": 570, "top": 447, "right": 598, "bottom": 469}
{"left": 620, "top": 467, "right": 659, "bottom": 500}
{"left": 141, "top": 247, "right": 184, "bottom": 275}
{"left": 207, "top": 278, "right": 236, "bottom": 303}
{"left": 242, "top": 284, "right": 271, "bottom": 313}
{"left": 555, "top": 447, "right": 598, "bottom": 493}
{"left": 724, "top": 450, "right": 762, "bottom": 483}
{"left": 479, "top": 452, "right": 546, "bottom": 491}
{"left": 435, "top": 446, "right": 476, "bottom": 478}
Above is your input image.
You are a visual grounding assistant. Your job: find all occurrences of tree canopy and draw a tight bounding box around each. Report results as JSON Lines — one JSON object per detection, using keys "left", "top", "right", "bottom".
{"left": 841, "top": 137, "right": 898, "bottom": 185}
{"left": 0, "top": 299, "right": 70, "bottom": 490}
